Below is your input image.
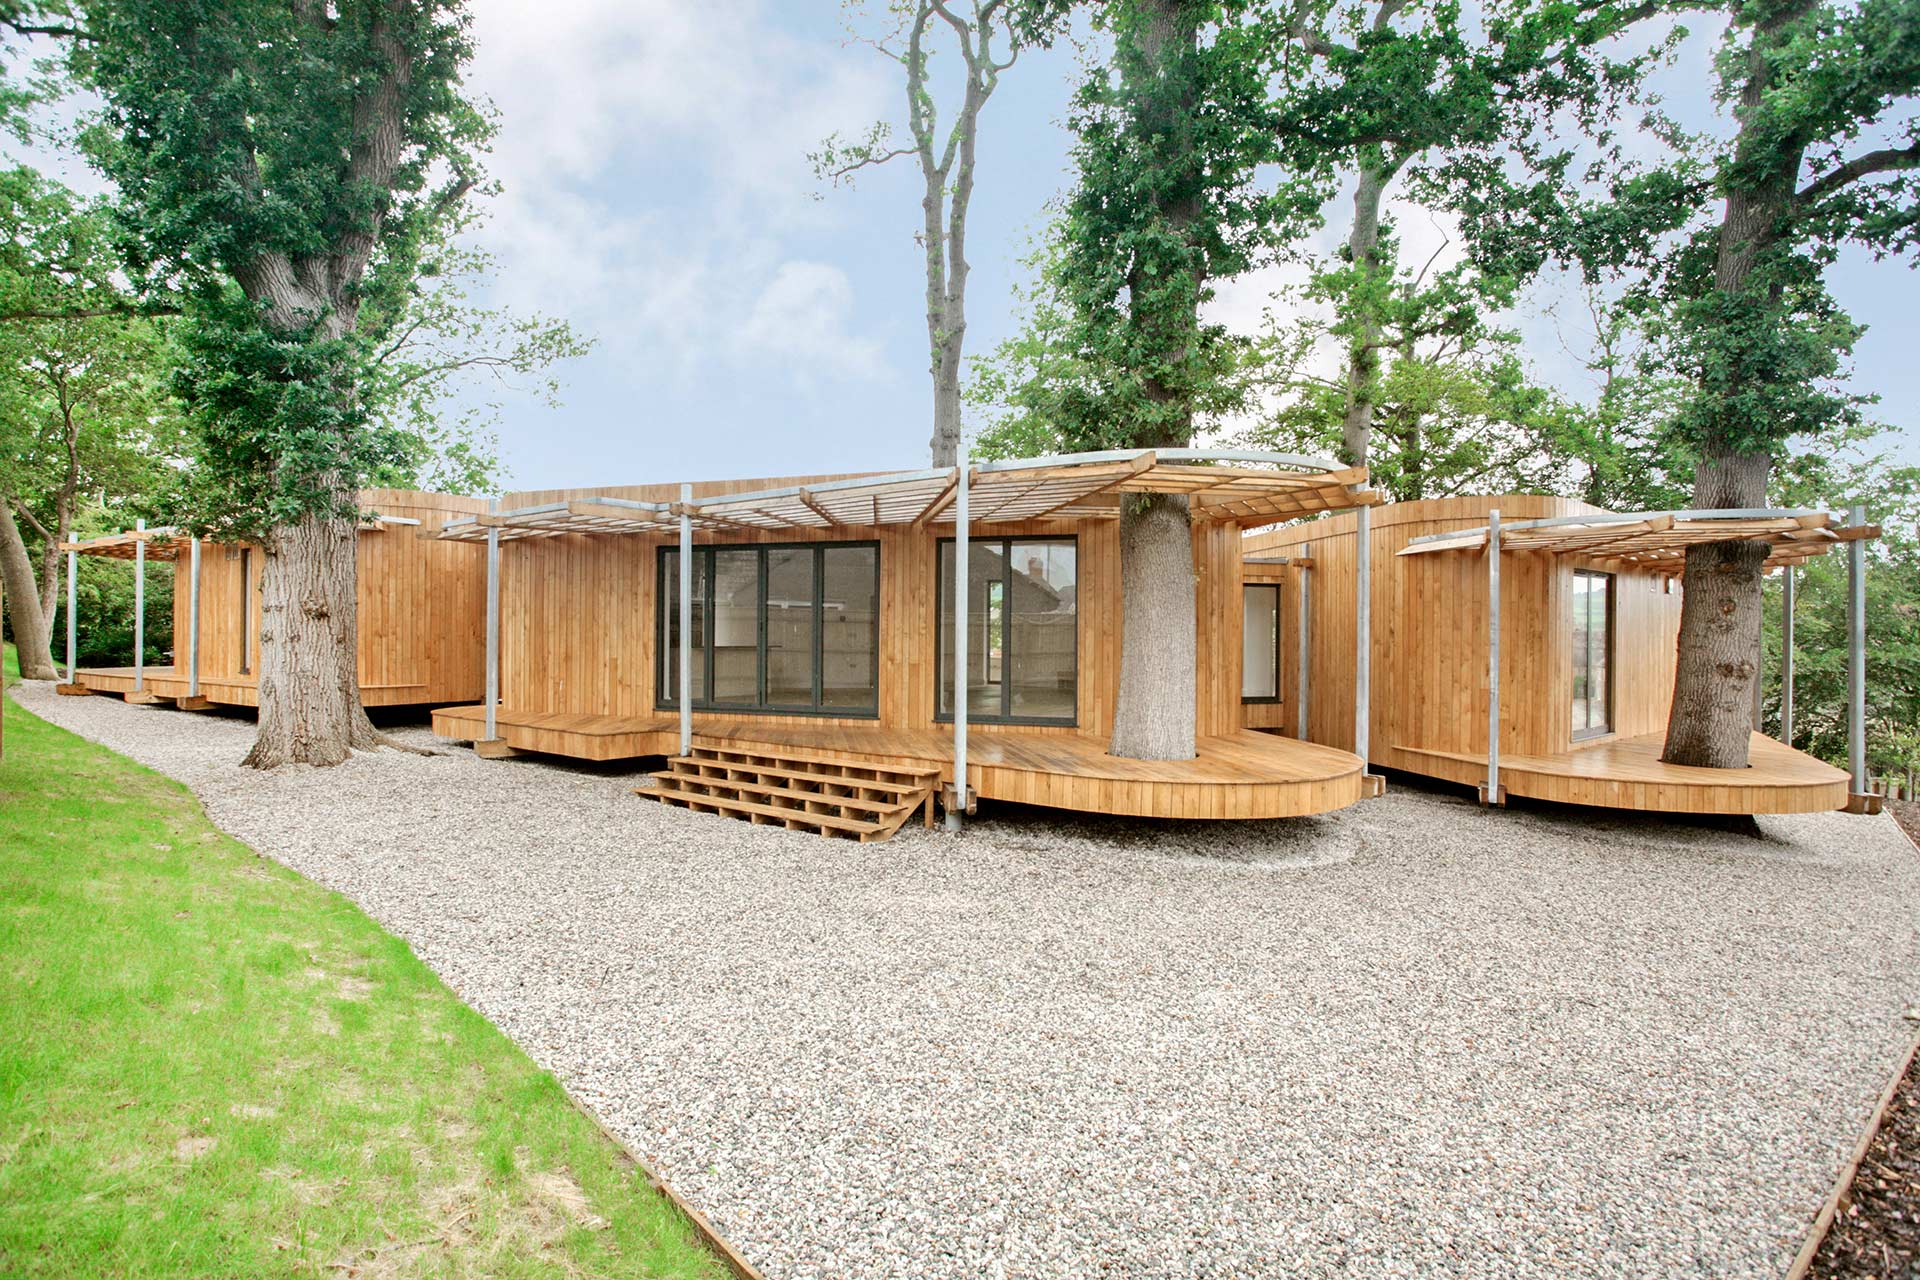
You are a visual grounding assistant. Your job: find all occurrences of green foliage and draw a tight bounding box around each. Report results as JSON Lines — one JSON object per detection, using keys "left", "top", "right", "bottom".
{"left": 1435, "top": 0, "right": 1920, "bottom": 467}
{"left": 1040, "top": 0, "right": 1307, "bottom": 452}
{"left": 71, "top": 0, "right": 494, "bottom": 537}
{"left": 1758, "top": 433, "right": 1920, "bottom": 770}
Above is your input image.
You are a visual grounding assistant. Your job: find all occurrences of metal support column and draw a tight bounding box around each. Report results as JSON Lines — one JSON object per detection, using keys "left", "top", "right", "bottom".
{"left": 1354, "top": 501, "right": 1371, "bottom": 778}
{"left": 1485, "top": 509, "right": 1502, "bottom": 805}
{"left": 187, "top": 536, "right": 201, "bottom": 698}
{"left": 1848, "top": 504, "right": 1868, "bottom": 801}
{"left": 946, "top": 463, "right": 970, "bottom": 832}
{"left": 679, "top": 483, "right": 693, "bottom": 757}
{"left": 1296, "top": 542, "right": 1312, "bottom": 740}
{"left": 1751, "top": 574, "right": 1766, "bottom": 732}
{"left": 1781, "top": 566, "right": 1795, "bottom": 746}
{"left": 484, "top": 497, "right": 500, "bottom": 743}
{"left": 65, "top": 548, "right": 77, "bottom": 682}
{"left": 133, "top": 518, "right": 145, "bottom": 692}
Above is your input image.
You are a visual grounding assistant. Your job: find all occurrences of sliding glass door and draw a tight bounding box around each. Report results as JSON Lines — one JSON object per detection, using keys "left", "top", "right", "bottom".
{"left": 937, "top": 537, "right": 1078, "bottom": 725}
{"left": 659, "top": 542, "right": 880, "bottom": 716}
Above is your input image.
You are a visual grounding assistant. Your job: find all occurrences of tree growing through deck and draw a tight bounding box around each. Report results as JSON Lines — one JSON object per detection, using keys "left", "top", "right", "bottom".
{"left": 66, "top": 0, "right": 491, "bottom": 767}
{"left": 1038, "top": 0, "right": 1303, "bottom": 760}
{"left": 1434, "top": 0, "right": 1920, "bottom": 770}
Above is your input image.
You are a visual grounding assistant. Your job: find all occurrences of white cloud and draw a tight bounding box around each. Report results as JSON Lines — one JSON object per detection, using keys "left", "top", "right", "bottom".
{"left": 459, "top": 0, "right": 896, "bottom": 389}
{"left": 740, "top": 261, "right": 885, "bottom": 382}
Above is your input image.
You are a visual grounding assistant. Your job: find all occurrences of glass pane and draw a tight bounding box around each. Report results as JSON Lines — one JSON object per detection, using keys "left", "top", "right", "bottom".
{"left": 765, "top": 547, "right": 816, "bottom": 707}
{"left": 939, "top": 541, "right": 1008, "bottom": 718}
{"left": 709, "top": 549, "right": 760, "bottom": 705}
{"left": 820, "top": 546, "right": 878, "bottom": 710}
{"left": 1590, "top": 574, "right": 1610, "bottom": 732}
{"left": 1572, "top": 572, "right": 1612, "bottom": 735}
{"left": 661, "top": 549, "right": 706, "bottom": 706}
{"left": 1007, "top": 541, "right": 1076, "bottom": 721}
{"left": 1243, "top": 585, "right": 1279, "bottom": 699}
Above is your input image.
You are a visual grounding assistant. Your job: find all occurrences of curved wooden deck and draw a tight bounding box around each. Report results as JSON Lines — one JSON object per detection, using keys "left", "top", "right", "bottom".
{"left": 1395, "top": 731, "right": 1849, "bottom": 814}
{"left": 70, "top": 667, "right": 429, "bottom": 708}
{"left": 430, "top": 706, "right": 1367, "bottom": 819}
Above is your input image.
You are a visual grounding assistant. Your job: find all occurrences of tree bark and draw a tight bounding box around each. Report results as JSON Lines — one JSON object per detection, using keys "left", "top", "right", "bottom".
{"left": 242, "top": 504, "right": 380, "bottom": 768}
{"left": 0, "top": 497, "right": 58, "bottom": 679}
{"left": 1662, "top": 451, "right": 1771, "bottom": 766}
{"left": 1339, "top": 153, "right": 1395, "bottom": 466}
{"left": 1111, "top": 492, "right": 1197, "bottom": 759}
{"left": 1107, "top": 0, "right": 1201, "bottom": 762}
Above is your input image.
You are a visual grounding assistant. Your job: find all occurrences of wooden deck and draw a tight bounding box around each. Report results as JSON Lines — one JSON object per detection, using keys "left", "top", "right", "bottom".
{"left": 72, "top": 667, "right": 430, "bottom": 708}
{"left": 430, "top": 705, "right": 1367, "bottom": 819}
{"left": 1397, "top": 731, "right": 1851, "bottom": 814}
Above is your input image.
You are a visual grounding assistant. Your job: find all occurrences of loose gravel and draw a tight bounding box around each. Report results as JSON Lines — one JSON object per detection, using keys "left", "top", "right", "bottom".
{"left": 17, "top": 680, "right": 1920, "bottom": 1279}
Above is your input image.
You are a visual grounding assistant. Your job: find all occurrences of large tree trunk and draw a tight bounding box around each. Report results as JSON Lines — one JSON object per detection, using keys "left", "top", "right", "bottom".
{"left": 0, "top": 498, "right": 58, "bottom": 680}
{"left": 1659, "top": 26, "right": 1798, "bottom": 770}
{"left": 1105, "top": 0, "right": 1203, "bottom": 763}
{"left": 242, "top": 502, "right": 381, "bottom": 769}
{"left": 1662, "top": 450, "right": 1772, "bottom": 766}
{"left": 1111, "top": 493, "right": 1197, "bottom": 759}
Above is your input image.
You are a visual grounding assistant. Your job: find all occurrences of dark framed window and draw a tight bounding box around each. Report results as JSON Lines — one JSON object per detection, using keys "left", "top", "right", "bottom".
{"left": 657, "top": 542, "right": 880, "bottom": 717}
{"left": 238, "top": 547, "right": 252, "bottom": 675}
{"left": 937, "top": 537, "right": 1078, "bottom": 725}
{"left": 1242, "top": 583, "right": 1282, "bottom": 703}
{"left": 1571, "top": 569, "right": 1614, "bottom": 739}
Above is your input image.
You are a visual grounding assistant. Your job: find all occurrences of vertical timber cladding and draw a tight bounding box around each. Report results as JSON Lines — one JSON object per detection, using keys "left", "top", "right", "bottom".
{"left": 159, "top": 489, "right": 490, "bottom": 703}
{"left": 493, "top": 472, "right": 1307, "bottom": 740}
{"left": 1241, "top": 494, "right": 1684, "bottom": 768}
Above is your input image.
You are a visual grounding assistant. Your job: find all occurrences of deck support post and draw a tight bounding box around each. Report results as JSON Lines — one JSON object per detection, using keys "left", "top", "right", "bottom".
{"left": 1354, "top": 500, "right": 1371, "bottom": 782}
{"left": 946, "top": 462, "right": 969, "bottom": 832}
{"left": 65, "top": 548, "right": 77, "bottom": 682}
{"left": 1752, "top": 574, "right": 1766, "bottom": 733}
{"left": 679, "top": 483, "right": 692, "bottom": 758}
{"left": 187, "top": 536, "right": 200, "bottom": 698}
{"left": 1847, "top": 504, "right": 1870, "bottom": 812}
{"left": 1781, "top": 566, "right": 1795, "bottom": 746}
{"left": 133, "top": 518, "right": 145, "bottom": 693}
{"left": 484, "top": 496, "right": 500, "bottom": 747}
{"left": 1296, "top": 542, "right": 1311, "bottom": 740}
{"left": 1483, "top": 509, "right": 1503, "bottom": 807}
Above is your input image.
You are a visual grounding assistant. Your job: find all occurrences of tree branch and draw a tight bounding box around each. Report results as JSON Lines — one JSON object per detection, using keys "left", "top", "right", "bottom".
{"left": 1797, "top": 142, "right": 1920, "bottom": 205}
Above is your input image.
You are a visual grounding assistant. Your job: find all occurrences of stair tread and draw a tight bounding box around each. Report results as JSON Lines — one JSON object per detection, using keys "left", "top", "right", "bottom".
{"left": 635, "top": 786, "right": 889, "bottom": 835}
{"left": 665, "top": 756, "right": 930, "bottom": 795}
{"left": 646, "top": 772, "right": 918, "bottom": 816}
{"left": 687, "top": 739, "right": 942, "bottom": 780}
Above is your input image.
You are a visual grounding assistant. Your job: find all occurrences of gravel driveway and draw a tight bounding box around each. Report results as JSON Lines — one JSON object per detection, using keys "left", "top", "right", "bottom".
{"left": 17, "top": 681, "right": 1920, "bottom": 1279}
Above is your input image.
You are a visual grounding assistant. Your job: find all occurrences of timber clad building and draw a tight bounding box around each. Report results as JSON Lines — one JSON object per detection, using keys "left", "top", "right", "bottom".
{"left": 54, "top": 457, "right": 1880, "bottom": 836}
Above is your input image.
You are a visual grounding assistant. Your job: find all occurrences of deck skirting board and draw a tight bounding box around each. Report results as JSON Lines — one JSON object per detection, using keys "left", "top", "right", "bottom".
{"left": 1391, "top": 732, "right": 1851, "bottom": 815}
{"left": 431, "top": 705, "right": 1366, "bottom": 820}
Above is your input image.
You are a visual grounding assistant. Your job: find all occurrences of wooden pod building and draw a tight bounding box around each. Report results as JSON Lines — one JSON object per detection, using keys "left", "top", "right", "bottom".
{"left": 1242, "top": 494, "right": 1877, "bottom": 815}
{"left": 429, "top": 451, "right": 1378, "bottom": 826}
{"left": 59, "top": 489, "right": 489, "bottom": 710}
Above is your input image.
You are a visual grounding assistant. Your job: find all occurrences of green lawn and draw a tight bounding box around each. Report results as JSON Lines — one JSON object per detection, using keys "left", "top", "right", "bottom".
{"left": 0, "top": 687, "right": 728, "bottom": 1279}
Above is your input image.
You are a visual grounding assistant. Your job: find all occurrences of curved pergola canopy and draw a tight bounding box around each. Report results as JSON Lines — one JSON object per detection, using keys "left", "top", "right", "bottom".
{"left": 437, "top": 449, "right": 1378, "bottom": 544}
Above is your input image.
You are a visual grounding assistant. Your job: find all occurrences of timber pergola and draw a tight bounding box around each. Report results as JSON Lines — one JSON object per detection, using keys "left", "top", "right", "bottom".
{"left": 440, "top": 449, "right": 1382, "bottom": 828}
{"left": 1399, "top": 505, "right": 1882, "bottom": 812}
{"left": 56, "top": 510, "right": 426, "bottom": 707}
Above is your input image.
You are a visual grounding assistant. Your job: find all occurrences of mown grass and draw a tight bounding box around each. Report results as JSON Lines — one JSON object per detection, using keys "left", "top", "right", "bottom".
{"left": 0, "top": 685, "right": 727, "bottom": 1279}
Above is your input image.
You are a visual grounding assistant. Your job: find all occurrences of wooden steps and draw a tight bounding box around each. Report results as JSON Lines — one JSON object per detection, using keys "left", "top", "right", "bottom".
{"left": 635, "top": 741, "right": 941, "bottom": 842}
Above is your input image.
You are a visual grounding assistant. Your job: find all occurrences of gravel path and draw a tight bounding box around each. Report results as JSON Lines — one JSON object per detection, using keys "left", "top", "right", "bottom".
{"left": 17, "top": 680, "right": 1920, "bottom": 1279}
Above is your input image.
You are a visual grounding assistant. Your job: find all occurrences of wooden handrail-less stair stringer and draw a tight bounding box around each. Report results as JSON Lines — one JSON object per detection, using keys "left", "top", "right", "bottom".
{"left": 634, "top": 739, "right": 941, "bottom": 842}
